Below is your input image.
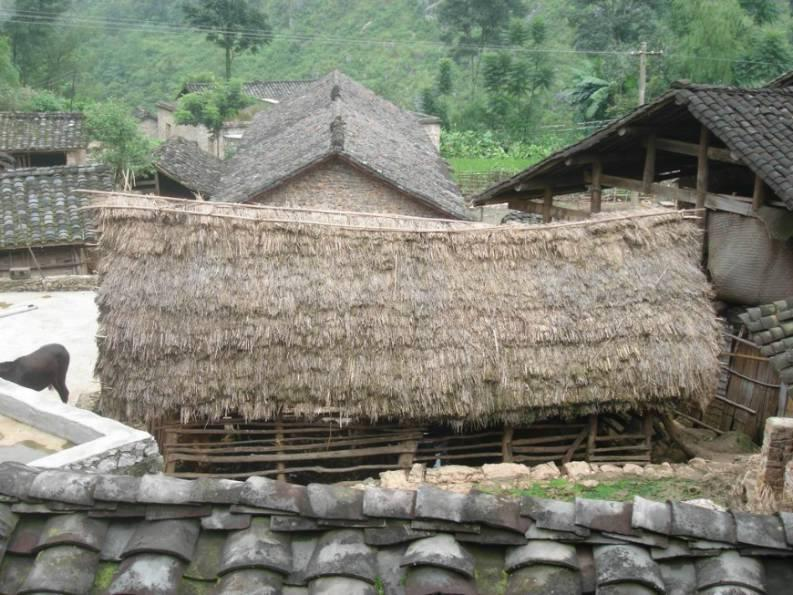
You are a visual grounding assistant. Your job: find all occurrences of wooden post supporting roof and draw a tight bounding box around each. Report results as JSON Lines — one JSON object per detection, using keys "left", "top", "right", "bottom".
{"left": 542, "top": 186, "right": 553, "bottom": 223}
{"left": 642, "top": 133, "right": 656, "bottom": 194}
{"left": 590, "top": 160, "right": 603, "bottom": 214}
{"left": 696, "top": 126, "right": 709, "bottom": 210}
{"left": 752, "top": 175, "right": 765, "bottom": 211}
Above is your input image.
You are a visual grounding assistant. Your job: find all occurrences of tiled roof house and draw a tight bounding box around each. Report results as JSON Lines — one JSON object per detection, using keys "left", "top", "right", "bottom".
{"left": 0, "top": 112, "right": 88, "bottom": 168}
{"left": 152, "top": 72, "right": 466, "bottom": 219}
{"left": 0, "top": 462, "right": 791, "bottom": 594}
{"left": 0, "top": 165, "right": 112, "bottom": 277}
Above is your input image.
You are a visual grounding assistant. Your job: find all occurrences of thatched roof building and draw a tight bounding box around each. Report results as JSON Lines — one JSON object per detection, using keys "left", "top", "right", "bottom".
{"left": 91, "top": 193, "right": 720, "bottom": 425}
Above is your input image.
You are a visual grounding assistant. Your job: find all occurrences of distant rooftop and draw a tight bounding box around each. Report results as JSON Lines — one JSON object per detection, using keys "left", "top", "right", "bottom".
{"left": 180, "top": 79, "right": 317, "bottom": 103}
{"left": 0, "top": 112, "right": 86, "bottom": 153}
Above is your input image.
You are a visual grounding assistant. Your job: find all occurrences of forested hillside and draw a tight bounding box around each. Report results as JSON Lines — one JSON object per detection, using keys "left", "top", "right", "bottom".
{"left": 0, "top": 0, "right": 791, "bottom": 158}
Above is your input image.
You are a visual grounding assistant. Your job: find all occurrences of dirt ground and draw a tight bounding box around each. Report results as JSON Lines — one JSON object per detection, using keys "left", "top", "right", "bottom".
{"left": 0, "top": 291, "right": 98, "bottom": 405}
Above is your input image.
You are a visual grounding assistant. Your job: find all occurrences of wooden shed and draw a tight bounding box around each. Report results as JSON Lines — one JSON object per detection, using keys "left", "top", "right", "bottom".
{"left": 88, "top": 193, "right": 720, "bottom": 479}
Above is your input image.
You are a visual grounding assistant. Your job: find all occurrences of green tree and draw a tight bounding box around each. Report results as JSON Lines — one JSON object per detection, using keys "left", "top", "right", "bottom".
{"left": 436, "top": 0, "right": 528, "bottom": 94}
{"left": 669, "top": 0, "right": 750, "bottom": 83}
{"left": 735, "top": 28, "right": 793, "bottom": 84}
{"left": 182, "top": 0, "right": 272, "bottom": 80}
{"left": 0, "top": 36, "right": 19, "bottom": 89}
{"left": 85, "top": 101, "right": 155, "bottom": 188}
{"left": 174, "top": 79, "right": 251, "bottom": 156}
{"left": 437, "top": 58, "right": 453, "bottom": 95}
{"left": 739, "top": 0, "right": 780, "bottom": 23}
{"left": 3, "top": 0, "right": 79, "bottom": 85}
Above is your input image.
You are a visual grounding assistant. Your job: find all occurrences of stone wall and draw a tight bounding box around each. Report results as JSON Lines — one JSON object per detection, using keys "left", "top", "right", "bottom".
{"left": 756, "top": 417, "right": 793, "bottom": 504}
{"left": 0, "top": 274, "right": 97, "bottom": 291}
{"left": 250, "top": 158, "right": 447, "bottom": 218}
{"left": 63, "top": 436, "right": 162, "bottom": 475}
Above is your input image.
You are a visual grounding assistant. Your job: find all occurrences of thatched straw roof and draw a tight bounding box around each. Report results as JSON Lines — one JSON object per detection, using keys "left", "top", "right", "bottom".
{"left": 90, "top": 193, "right": 720, "bottom": 425}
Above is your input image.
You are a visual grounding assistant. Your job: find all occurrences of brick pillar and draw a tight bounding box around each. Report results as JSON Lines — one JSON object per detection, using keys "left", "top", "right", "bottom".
{"left": 756, "top": 417, "right": 793, "bottom": 498}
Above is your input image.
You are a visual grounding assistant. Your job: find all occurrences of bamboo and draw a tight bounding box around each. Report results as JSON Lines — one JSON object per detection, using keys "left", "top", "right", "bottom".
{"left": 719, "top": 352, "right": 769, "bottom": 362}
{"left": 171, "top": 463, "right": 405, "bottom": 479}
{"left": 672, "top": 409, "right": 724, "bottom": 435}
{"left": 591, "top": 445, "right": 649, "bottom": 453}
{"left": 696, "top": 126, "right": 709, "bottom": 210}
{"left": 720, "top": 365, "right": 781, "bottom": 390}
{"left": 167, "top": 443, "right": 414, "bottom": 464}
{"left": 563, "top": 427, "right": 589, "bottom": 463}
{"left": 590, "top": 160, "right": 603, "bottom": 214}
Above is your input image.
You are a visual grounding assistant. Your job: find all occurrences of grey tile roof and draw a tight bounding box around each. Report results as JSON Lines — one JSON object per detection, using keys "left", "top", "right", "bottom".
{"left": 153, "top": 136, "right": 224, "bottom": 198}
{"left": 0, "top": 165, "right": 112, "bottom": 250}
{"left": 0, "top": 112, "right": 86, "bottom": 152}
{"left": 740, "top": 298, "right": 793, "bottom": 387}
{"left": 0, "top": 463, "right": 792, "bottom": 594}
{"left": 217, "top": 70, "right": 467, "bottom": 219}
{"left": 473, "top": 83, "right": 793, "bottom": 211}
{"left": 183, "top": 79, "right": 317, "bottom": 103}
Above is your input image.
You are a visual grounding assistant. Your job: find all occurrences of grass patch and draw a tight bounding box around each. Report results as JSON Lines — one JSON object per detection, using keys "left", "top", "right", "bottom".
{"left": 483, "top": 477, "right": 707, "bottom": 503}
{"left": 449, "top": 157, "right": 534, "bottom": 175}
{"left": 0, "top": 302, "right": 11, "bottom": 309}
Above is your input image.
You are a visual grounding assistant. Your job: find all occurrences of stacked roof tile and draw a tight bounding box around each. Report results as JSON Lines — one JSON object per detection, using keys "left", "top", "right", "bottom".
{"left": 740, "top": 298, "right": 793, "bottom": 388}
{"left": 153, "top": 137, "right": 223, "bottom": 199}
{"left": 0, "top": 112, "right": 86, "bottom": 152}
{"left": 0, "top": 462, "right": 791, "bottom": 594}
{"left": 0, "top": 165, "right": 112, "bottom": 250}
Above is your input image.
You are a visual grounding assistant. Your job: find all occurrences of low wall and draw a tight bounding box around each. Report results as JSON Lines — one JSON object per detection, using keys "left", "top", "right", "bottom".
{"left": 0, "top": 274, "right": 97, "bottom": 292}
{"left": 754, "top": 417, "right": 793, "bottom": 509}
{"left": 0, "top": 379, "right": 161, "bottom": 474}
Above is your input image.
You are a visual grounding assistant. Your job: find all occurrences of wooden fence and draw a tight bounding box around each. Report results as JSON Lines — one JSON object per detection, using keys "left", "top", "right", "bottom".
{"left": 156, "top": 412, "right": 653, "bottom": 481}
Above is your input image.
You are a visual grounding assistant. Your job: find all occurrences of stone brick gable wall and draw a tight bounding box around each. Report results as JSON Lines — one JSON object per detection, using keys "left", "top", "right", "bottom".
{"left": 248, "top": 157, "right": 447, "bottom": 218}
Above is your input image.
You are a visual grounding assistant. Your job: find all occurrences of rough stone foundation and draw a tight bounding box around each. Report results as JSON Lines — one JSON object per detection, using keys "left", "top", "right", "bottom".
{"left": 756, "top": 417, "right": 793, "bottom": 500}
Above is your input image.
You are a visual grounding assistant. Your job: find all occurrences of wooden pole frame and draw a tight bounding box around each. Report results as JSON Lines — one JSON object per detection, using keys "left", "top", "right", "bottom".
{"left": 752, "top": 174, "right": 765, "bottom": 211}
{"left": 590, "top": 161, "right": 603, "bottom": 214}
{"left": 696, "top": 126, "right": 709, "bottom": 210}
{"left": 642, "top": 133, "right": 656, "bottom": 194}
{"left": 542, "top": 186, "right": 553, "bottom": 223}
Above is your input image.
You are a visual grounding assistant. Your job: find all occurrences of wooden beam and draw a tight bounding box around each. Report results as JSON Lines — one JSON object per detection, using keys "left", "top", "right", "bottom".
{"left": 501, "top": 426, "right": 514, "bottom": 463}
{"left": 752, "top": 175, "right": 765, "bottom": 210}
{"left": 586, "top": 414, "right": 597, "bottom": 461}
{"left": 642, "top": 133, "right": 656, "bottom": 193}
{"left": 590, "top": 160, "right": 603, "bottom": 214}
{"left": 508, "top": 198, "right": 590, "bottom": 221}
{"left": 590, "top": 172, "right": 756, "bottom": 217}
{"left": 645, "top": 136, "right": 739, "bottom": 164}
{"left": 542, "top": 186, "right": 553, "bottom": 223}
{"left": 696, "top": 126, "right": 709, "bottom": 210}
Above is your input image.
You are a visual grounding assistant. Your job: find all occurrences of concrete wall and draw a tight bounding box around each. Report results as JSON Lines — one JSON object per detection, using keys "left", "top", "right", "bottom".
{"left": 249, "top": 158, "right": 444, "bottom": 218}
{"left": 0, "top": 380, "right": 161, "bottom": 474}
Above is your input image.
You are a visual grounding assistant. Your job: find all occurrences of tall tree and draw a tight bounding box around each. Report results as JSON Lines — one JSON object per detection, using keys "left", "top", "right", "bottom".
{"left": 85, "top": 101, "right": 155, "bottom": 188}
{"left": 174, "top": 79, "right": 251, "bottom": 156}
{"left": 182, "top": 0, "right": 272, "bottom": 80}
{"left": 3, "top": 0, "right": 75, "bottom": 85}
{"left": 436, "top": 0, "right": 528, "bottom": 95}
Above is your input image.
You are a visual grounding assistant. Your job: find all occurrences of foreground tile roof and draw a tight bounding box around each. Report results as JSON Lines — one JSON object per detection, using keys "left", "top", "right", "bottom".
{"left": 0, "top": 463, "right": 791, "bottom": 594}
{"left": 0, "top": 165, "right": 113, "bottom": 250}
{"left": 0, "top": 112, "right": 86, "bottom": 152}
{"left": 741, "top": 298, "right": 793, "bottom": 387}
{"left": 153, "top": 137, "right": 224, "bottom": 199}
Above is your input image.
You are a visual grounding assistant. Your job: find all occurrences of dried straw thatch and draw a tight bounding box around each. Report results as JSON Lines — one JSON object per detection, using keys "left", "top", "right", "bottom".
{"left": 90, "top": 193, "right": 720, "bottom": 425}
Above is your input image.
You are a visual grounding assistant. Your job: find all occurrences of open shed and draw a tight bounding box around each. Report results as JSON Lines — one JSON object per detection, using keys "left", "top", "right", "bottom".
{"left": 89, "top": 193, "right": 720, "bottom": 479}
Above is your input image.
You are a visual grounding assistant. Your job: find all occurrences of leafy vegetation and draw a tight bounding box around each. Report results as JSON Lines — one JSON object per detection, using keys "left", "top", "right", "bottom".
{"left": 174, "top": 79, "right": 251, "bottom": 156}
{"left": 485, "top": 477, "right": 712, "bottom": 503}
{"left": 183, "top": 0, "right": 271, "bottom": 80}
{"left": 84, "top": 101, "right": 156, "bottom": 187}
{"left": 0, "top": 0, "right": 791, "bottom": 169}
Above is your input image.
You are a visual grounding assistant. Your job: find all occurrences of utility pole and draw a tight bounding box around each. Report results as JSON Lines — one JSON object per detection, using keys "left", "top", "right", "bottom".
{"left": 632, "top": 42, "right": 663, "bottom": 106}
